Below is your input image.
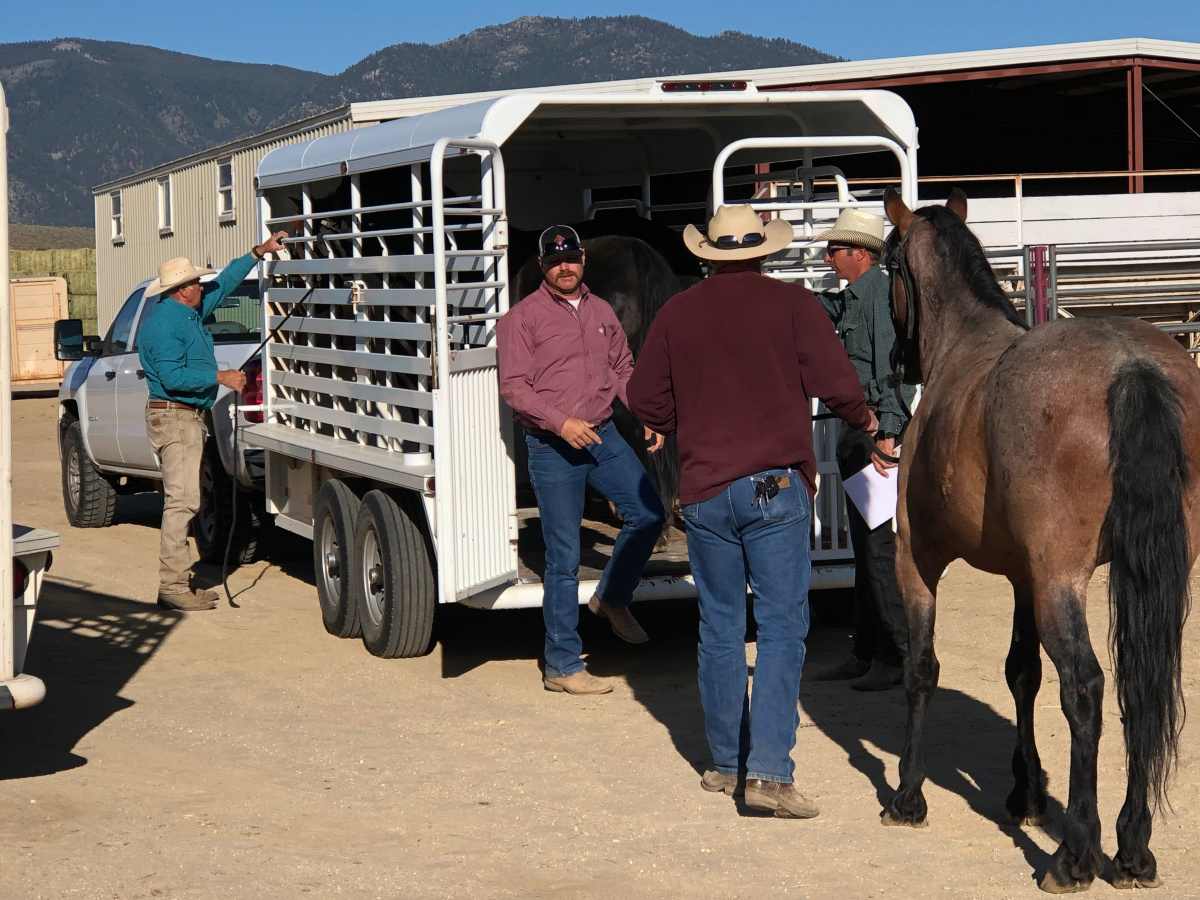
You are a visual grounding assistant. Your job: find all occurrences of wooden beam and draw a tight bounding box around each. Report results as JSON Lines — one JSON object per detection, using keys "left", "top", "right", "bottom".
{"left": 768, "top": 58, "right": 1139, "bottom": 91}
{"left": 765, "top": 56, "right": 1200, "bottom": 92}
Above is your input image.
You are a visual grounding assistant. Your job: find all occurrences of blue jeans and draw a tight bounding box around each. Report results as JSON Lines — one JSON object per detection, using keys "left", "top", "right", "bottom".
{"left": 526, "top": 421, "right": 666, "bottom": 678}
{"left": 682, "top": 469, "right": 812, "bottom": 784}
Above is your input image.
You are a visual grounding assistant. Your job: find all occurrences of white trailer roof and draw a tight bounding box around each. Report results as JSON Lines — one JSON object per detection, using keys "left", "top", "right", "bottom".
{"left": 256, "top": 90, "right": 916, "bottom": 188}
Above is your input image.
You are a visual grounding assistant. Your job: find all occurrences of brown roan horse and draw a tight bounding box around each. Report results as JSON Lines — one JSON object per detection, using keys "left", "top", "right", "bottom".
{"left": 881, "top": 188, "right": 1197, "bottom": 893}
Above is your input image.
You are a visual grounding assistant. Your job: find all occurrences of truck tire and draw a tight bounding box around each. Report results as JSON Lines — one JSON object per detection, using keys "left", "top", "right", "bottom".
{"left": 193, "top": 438, "right": 261, "bottom": 566}
{"left": 61, "top": 417, "right": 117, "bottom": 528}
{"left": 353, "top": 489, "right": 436, "bottom": 659}
{"left": 313, "top": 480, "right": 361, "bottom": 639}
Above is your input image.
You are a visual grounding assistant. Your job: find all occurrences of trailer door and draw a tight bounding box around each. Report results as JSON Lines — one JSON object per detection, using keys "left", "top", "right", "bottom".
{"left": 711, "top": 136, "right": 917, "bottom": 570}
{"left": 429, "top": 139, "right": 519, "bottom": 602}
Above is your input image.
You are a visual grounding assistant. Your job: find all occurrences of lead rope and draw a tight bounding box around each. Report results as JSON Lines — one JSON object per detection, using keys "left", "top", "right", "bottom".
{"left": 884, "top": 215, "right": 927, "bottom": 448}
{"left": 221, "top": 284, "right": 317, "bottom": 607}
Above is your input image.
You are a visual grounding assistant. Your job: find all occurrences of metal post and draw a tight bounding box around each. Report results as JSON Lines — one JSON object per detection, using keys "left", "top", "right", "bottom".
{"left": 1128, "top": 64, "right": 1145, "bottom": 194}
{"left": 0, "top": 86, "right": 14, "bottom": 683}
{"left": 1047, "top": 245, "right": 1058, "bottom": 321}
{"left": 1030, "top": 245, "right": 1048, "bottom": 325}
{"left": 1022, "top": 246, "right": 1035, "bottom": 328}
{"left": 1014, "top": 174, "right": 1024, "bottom": 248}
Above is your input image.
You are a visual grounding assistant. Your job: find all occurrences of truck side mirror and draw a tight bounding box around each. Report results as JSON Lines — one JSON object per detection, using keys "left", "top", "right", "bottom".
{"left": 54, "top": 319, "right": 100, "bottom": 361}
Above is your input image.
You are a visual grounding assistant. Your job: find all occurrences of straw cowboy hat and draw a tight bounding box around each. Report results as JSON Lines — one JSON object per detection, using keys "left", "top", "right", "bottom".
{"left": 145, "top": 257, "right": 214, "bottom": 297}
{"left": 683, "top": 204, "right": 795, "bottom": 261}
{"left": 812, "top": 208, "right": 886, "bottom": 254}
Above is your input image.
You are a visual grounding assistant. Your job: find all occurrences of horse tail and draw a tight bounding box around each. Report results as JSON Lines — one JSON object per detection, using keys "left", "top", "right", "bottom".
{"left": 1101, "top": 358, "right": 1191, "bottom": 811}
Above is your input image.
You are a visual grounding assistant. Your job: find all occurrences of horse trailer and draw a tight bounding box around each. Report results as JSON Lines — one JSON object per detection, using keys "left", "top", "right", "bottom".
{"left": 243, "top": 86, "right": 919, "bottom": 657}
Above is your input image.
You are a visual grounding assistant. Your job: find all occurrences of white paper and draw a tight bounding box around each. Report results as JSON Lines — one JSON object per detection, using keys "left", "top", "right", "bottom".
{"left": 842, "top": 462, "right": 899, "bottom": 531}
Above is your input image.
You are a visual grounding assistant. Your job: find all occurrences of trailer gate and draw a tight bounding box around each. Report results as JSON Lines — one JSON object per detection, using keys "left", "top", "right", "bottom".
{"left": 254, "top": 140, "right": 517, "bottom": 603}
{"left": 713, "top": 135, "right": 918, "bottom": 566}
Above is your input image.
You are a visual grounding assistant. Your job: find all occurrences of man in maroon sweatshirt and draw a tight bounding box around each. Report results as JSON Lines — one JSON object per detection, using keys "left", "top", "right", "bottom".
{"left": 498, "top": 226, "right": 665, "bottom": 696}
{"left": 627, "top": 204, "right": 877, "bottom": 819}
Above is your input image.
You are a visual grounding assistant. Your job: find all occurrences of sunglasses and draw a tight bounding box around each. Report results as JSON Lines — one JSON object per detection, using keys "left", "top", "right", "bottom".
{"left": 826, "top": 244, "right": 858, "bottom": 254}
{"left": 713, "top": 233, "right": 766, "bottom": 249}
{"left": 541, "top": 237, "right": 582, "bottom": 255}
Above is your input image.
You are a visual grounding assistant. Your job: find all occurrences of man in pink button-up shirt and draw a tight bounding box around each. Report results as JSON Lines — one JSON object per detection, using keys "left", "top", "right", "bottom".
{"left": 498, "top": 225, "right": 665, "bottom": 695}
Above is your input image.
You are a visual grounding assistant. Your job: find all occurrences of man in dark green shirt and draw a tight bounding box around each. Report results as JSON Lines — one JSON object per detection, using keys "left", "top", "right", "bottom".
{"left": 812, "top": 209, "right": 914, "bottom": 691}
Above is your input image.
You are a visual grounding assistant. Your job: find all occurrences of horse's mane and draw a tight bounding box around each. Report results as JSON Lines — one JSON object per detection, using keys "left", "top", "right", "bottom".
{"left": 886, "top": 204, "right": 1029, "bottom": 331}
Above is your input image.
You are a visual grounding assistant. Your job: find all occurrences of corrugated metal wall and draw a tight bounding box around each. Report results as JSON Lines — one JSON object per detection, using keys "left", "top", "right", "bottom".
{"left": 94, "top": 119, "right": 354, "bottom": 332}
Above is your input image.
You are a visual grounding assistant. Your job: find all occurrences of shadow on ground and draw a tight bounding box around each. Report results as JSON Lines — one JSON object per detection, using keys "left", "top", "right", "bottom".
{"left": 799, "top": 635, "right": 1066, "bottom": 884}
{"left": 0, "top": 581, "right": 181, "bottom": 780}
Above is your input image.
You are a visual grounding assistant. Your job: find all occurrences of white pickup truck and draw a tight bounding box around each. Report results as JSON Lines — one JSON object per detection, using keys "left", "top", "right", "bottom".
{"left": 54, "top": 270, "right": 266, "bottom": 564}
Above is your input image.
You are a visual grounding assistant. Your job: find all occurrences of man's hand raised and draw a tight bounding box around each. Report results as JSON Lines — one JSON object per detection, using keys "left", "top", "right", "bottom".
{"left": 255, "top": 231, "right": 289, "bottom": 257}
{"left": 560, "top": 416, "right": 602, "bottom": 449}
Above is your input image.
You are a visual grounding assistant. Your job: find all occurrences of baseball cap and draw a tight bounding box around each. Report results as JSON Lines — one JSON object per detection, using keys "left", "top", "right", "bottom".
{"left": 538, "top": 225, "right": 584, "bottom": 263}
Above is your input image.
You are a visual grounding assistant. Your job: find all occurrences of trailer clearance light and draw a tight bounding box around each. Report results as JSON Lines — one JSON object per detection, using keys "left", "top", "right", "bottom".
{"left": 242, "top": 359, "right": 264, "bottom": 423}
{"left": 660, "top": 80, "right": 749, "bottom": 92}
{"left": 13, "top": 558, "right": 28, "bottom": 598}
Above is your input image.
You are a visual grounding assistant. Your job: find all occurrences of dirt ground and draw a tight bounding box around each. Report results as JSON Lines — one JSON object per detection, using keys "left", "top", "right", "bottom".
{"left": 2, "top": 396, "right": 1200, "bottom": 900}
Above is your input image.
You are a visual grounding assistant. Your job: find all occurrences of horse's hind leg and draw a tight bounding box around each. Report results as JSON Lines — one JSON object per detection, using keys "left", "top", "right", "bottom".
{"left": 881, "top": 544, "right": 940, "bottom": 828}
{"left": 1005, "top": 580, "right": 1048, "bottom": 826}
{"left": 1112, "top": 783, "right": 1160, "bottom": 889}
{"left": 1036, "top": 582, "right": 1105, "bottom": 894}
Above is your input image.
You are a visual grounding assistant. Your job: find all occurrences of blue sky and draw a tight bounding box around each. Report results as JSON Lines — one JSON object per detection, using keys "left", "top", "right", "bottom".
{"left": 4, "top": 0, "right": 1199, "bottom": 74}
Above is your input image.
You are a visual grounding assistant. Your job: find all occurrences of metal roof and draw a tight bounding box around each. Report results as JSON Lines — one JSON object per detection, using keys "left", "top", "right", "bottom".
{"left": 345, "top": 38, "right": 1200, "bottom": 124}
{"left": 256, "top": 90, "right": 918, "bottom": 188}
{"left": 96, "top": 38, "right": 1200, "bottom": 194}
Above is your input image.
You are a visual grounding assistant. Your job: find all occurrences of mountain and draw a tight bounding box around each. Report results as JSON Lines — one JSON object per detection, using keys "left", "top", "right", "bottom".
{"left": 0, "top": 39, "right": 324, "bottom": 227}
{"left": 284, "top": 15, "right": 837, "bottom": 119}
{"left": 1, "top": 19, "right": 837, "bottom": 227}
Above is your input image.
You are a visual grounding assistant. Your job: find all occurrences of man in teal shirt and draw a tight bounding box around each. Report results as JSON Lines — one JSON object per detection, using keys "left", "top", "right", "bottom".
{"left": 810, "top": 209, "right": 915, "bottom": 692}
{"left": 138, "top": 232, "right": 286, "bottom": 610}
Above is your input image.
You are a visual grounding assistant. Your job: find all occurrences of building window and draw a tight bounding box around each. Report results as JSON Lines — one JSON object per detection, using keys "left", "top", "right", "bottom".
{"left": 110, "top": 191, "right": 123, "bottom": 243}
{"left": 157, "top": 176, "right": 173, "bottom": 235}
{"left": 218, "top": 157, "right": 235, "bottom": 222}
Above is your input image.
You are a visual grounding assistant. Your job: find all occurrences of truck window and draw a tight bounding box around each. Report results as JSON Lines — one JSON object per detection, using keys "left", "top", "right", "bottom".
{"left": 131, "top": 290, "right": 162, "bottom": 352}
{"left": 103, "top": 288, "right": 146, "bottom": 357}
{"left": 203, "top": 281, "right": 261, "bottom": 343}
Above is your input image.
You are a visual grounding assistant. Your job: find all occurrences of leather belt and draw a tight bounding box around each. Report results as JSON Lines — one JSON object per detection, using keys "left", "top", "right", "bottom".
{"left": 146, "top": 400, "right": 201, "bottom": 411}
{"left": 525, "top": 417, "right": 610, "bottom": 438}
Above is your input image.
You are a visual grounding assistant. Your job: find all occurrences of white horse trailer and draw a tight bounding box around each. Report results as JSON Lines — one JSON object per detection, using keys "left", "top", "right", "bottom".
{"left": 245, "top": 86, "right": 918, "bottom": 657}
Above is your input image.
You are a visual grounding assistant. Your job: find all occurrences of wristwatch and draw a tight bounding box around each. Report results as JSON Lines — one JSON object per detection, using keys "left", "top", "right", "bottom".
{"left": 250, "top": 246, "right": 264, "bottom": 261}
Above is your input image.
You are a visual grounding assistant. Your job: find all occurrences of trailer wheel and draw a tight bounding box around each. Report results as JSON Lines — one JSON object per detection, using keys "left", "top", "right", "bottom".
{"left": 353, "top": 489, "right": 436, "bottom": 659}
{"left": 61, "top": 417, "right": 117, "bottom": 528}
{"left": 313, "top": 479, "right": 362, "bottom": 639}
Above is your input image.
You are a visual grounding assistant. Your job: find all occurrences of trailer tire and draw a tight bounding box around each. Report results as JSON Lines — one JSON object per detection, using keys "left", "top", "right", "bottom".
{"left": 61, "top": 417, "right": 117, "bottom": 528}
{"left": 193, "top": 439, "right": 261, "bottom": 566}
{"left": 313, "top": 480, "right": 362, "bottom": 639}
{"left": 353, "top": 489, "right": 436, "bottom": 659}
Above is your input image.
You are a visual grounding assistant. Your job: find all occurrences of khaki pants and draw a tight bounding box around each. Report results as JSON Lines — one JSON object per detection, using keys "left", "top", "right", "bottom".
{"left": 145, "top": 406, "right": 208, "bottom": 595}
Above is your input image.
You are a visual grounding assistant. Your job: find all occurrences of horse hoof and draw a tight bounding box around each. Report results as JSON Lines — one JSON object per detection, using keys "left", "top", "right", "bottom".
{"left": 1111, "top": 874, "right": 1162, "bottom": 890}
{"left": 881, "top": 810, "right": 928, "bottom": 828}
{"left": 1039, "top": 872, "right": 1094, "bottom": 894}
{"left": 1004, "top": 811, "right": 1045, "bottom": 827}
